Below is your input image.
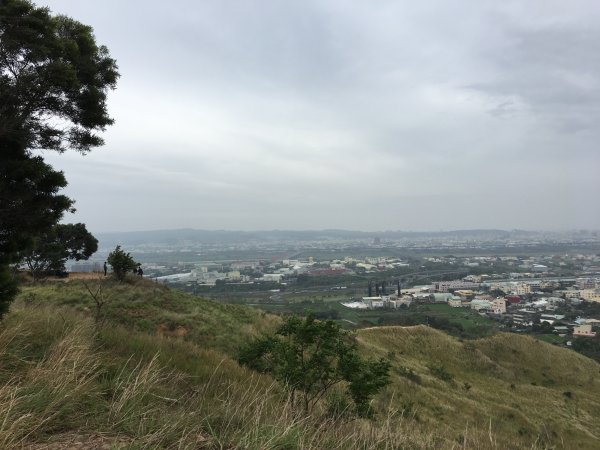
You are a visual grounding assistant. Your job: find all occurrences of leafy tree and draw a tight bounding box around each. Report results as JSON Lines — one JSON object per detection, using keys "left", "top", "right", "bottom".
{"left": 0, "top": 151, "right": 74, "bottom": 312}
{"left": 570, "top": 337, "right": 600, "bottom": 363}
{"left": 238, "top": 315, "right": 390, "bottom": 417}
{"left": 20, "top": 223, "right": 98, "bottom": 280}
{"left": 0, "top": 0, "right": 118, "bottom": 316}
{"left": 0, "top": 268, "right": 19, "bottom": 318}
{"left": 0, "top": 0, "right": 119, "bottom": 153}
{"left": 107, "top": 246, "right": 137, "bottom": 281}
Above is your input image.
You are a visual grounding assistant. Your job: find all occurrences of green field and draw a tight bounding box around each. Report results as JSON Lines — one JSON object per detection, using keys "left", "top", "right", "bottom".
{"left": 253, "top": 300, "right": 500, "bottom": 338}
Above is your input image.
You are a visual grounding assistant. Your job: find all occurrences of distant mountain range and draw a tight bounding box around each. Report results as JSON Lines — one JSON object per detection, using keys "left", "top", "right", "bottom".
{"left": 94, "top": 228, "right": 594, "bottom": 247}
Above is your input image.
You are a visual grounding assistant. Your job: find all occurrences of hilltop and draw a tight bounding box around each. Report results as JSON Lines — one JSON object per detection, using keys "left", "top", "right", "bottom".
{"left": 1, "top": 278, "right": 598, "bottom": 449}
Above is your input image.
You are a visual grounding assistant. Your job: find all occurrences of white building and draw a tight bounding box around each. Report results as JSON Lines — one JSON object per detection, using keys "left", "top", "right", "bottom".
{"left": 497, "top": 282, "right": 531, "bottom": 295}
{"left": 448, "top": 298, "right": 464, "bottom": 308}
{"left": 491, "top": 298, "right": 506, "bottom": 314}
{"left": 227, "top": 271, "right": 241, "bottom": 281}
{"left": 262, "top": 273, "right": 284, "bottom": 283}
{"left": 470, "top": 299, "right": 492, "bottom": 311}
{"left": 573, "top": 324, "right": 596, "bottom": 337}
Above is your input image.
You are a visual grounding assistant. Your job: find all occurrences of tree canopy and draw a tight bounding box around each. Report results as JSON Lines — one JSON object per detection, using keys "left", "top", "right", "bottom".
{"left": 20, "top": 223, "right": 98, "bottom": 280}
{"left": 238, "top": 315, "right": 390, "bottom": 417}
{"left": 0, "top": 152, "right": 73, "bottom": 258}
{"left": 0, "top": 0, "right": 118, "bottom": 317}
{"left": 0, "top": 0, "right": 119, "bottom": 153}
{"left": 107, "top": 246, "right": 138, "bottom": 281}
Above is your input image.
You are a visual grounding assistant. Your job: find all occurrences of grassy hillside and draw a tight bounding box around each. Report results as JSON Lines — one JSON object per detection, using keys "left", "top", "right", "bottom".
{"left": 19, "top": 278, "right": 279, "bottom": 355}
{"left": 359, "top": 326, "right": 600, "bottom": 449}
{"left": 1, "top": 278, "right": 599, "bottom": 449}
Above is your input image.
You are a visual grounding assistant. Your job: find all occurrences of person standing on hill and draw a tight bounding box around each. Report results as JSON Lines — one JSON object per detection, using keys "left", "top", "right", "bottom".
{"left": 103, "top": 262, "right": 107, "bottom": 276}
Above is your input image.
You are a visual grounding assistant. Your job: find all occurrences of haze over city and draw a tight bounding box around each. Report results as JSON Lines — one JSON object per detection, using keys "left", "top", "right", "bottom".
{"left": 41, "top": 0, "right": 600, "bottom": 232}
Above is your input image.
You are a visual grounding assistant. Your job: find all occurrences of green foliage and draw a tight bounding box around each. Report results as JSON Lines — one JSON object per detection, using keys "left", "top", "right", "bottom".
{"left": 0, "top": 155, "right": 73, "bottom": 259}
{"left": 20, "top": 223, "right": 98, "bottom": 279}
{"left": 0, "top": 0, "right": 119, "bottom": 153}
{"left": 54, "top": 223, "right": 98, "bottom": 260}
{"left": 325, "top": 388, "right": 353, "bottom": 420}
{"left": 0, "top": 300, "right": 443, "bottom": 449}
{"left": 19, "top": 280, "right": 279, "bottom": 355}
{"left": 238, "top": 314, "right": 390, "bottom": 417}
{"left": 0, "top": 0, "right": 118, "bottom": 315}
{"left": 0, "top": 152, "right": 73, "bottom": 314}
{"left": 571, "top": 336, "right": 600, "bottom": 361}
{"left": 0, "top": 267, "right": 19, "bottom": 319}
{"left": 107, "top": 246, "right": 137, "bottom": 281}
{"left": 343, "top": 352, "right": 391, "bottom": 418}
{"left": 427, "top": 364, "right": 454, "bottom": 382}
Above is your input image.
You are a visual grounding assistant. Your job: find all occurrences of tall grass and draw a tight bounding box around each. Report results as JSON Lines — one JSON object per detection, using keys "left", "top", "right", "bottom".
{"left": 19, "top": 279, "right": 280, "bottom": 355}
{"left": 4, "top": 283, "right": 600, "bottom": 448}
{"left": 0, "top": 323, "right": 100, "bottom": 447}
{"left": 0, "top": 301, "right": 442, "bottom": 449}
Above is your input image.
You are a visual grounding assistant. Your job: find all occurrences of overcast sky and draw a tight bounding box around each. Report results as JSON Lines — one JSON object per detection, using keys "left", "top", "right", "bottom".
{"left": 42, "top": 0, "right": 600, "bottom": 232}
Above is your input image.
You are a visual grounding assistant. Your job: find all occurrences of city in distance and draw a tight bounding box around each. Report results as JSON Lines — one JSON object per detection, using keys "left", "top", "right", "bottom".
{"left": 74, "top": 227, "right": 600, "bottom": 361}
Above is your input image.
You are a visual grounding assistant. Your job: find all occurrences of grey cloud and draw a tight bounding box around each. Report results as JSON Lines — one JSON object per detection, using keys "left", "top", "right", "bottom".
{"left": 38, "top": 0, "right": 600, "bottom": 231}
{"left": 468, "top": 15, "right": 600, "bottom": 133}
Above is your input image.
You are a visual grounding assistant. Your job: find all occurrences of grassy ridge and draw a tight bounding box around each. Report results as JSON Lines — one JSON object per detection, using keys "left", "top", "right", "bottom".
{"left": 20, "top": 278, "right": 279, "bottom": 355}
{"left": 0, "top": 293, "right": 444, "bottom": 449}
{"left": 359, "top": 326, "right": 600, "bottom": 448}
{"left": 3, "top": 279, "right": 599, "bottom": 448}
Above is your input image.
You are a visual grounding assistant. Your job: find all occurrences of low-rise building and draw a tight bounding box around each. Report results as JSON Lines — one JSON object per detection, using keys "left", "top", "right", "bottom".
{"left": 581, "top": 289, "right": 600, "bottom": 302}
{"left": 448, "top": 297, "right": 464, "bottom": 308}
{"left": 561, "top": 289, "right": 581, "bottom": 298}
{"left": 470, "top": 299, "right": 492, "bottom": 311}
{"left": 432, "top": 293, "right": 454, "bottom": 303}
{"left": 389, "top": 298, "right": 412, "bottom": 308}
{"left": 227, "top": 271, "right": 241, "bottom": 281}
{"left": 434, "top": 280, "right": 479, "bottom": 292}
{"left": 511, "top": 313, "right": 533, "bottom": 326}
{"left": 455, "top": 289, "right": 474, "bottom": 298}
{"left": 553, "top": 326, "right": 569, "bottom": 335}
{"left": 505, "top": 295, "right": 521, "bottom": 304}
{"left": 262, "top": 273, "right": 284, "bottom": 282}
{"left": 573, "top": 324, "right": 596, "bottom": 337}
{"left": 491, "top": 298, "right": 506, "bottom": 314}
{"left": 576, "top": 277, "right": 599, "bottom": 289}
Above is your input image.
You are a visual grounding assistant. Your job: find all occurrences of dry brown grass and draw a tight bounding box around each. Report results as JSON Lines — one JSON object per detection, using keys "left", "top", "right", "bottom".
{"left": 4, "top": 284, "right": 600, "bottom": 449}
{"left": 358, "top": 325, "right": 600, "bottom": 449}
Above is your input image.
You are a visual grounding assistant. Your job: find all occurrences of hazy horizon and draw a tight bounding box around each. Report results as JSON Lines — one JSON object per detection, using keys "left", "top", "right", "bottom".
{"left": 94, "top": 227, "right": 598, "bottom": 235}
{"left": 39, "top": 0, "right": 600, "bottom": 232}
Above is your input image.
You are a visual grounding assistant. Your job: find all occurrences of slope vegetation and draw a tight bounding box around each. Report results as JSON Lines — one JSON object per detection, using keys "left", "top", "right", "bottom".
{"left": 1, "top": 278, "right": 598, "bottom": 449}
{"left": 359, "top": 326, "right": 600, "bottom": 448}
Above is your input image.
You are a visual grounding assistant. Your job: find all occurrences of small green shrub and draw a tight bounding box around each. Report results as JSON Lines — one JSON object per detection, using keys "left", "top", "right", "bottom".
{"left": 238, "top": 314, "right": 391, "bottom": 417}
{"left": 427, "top": 364, "right": 454, "bottom": 382}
